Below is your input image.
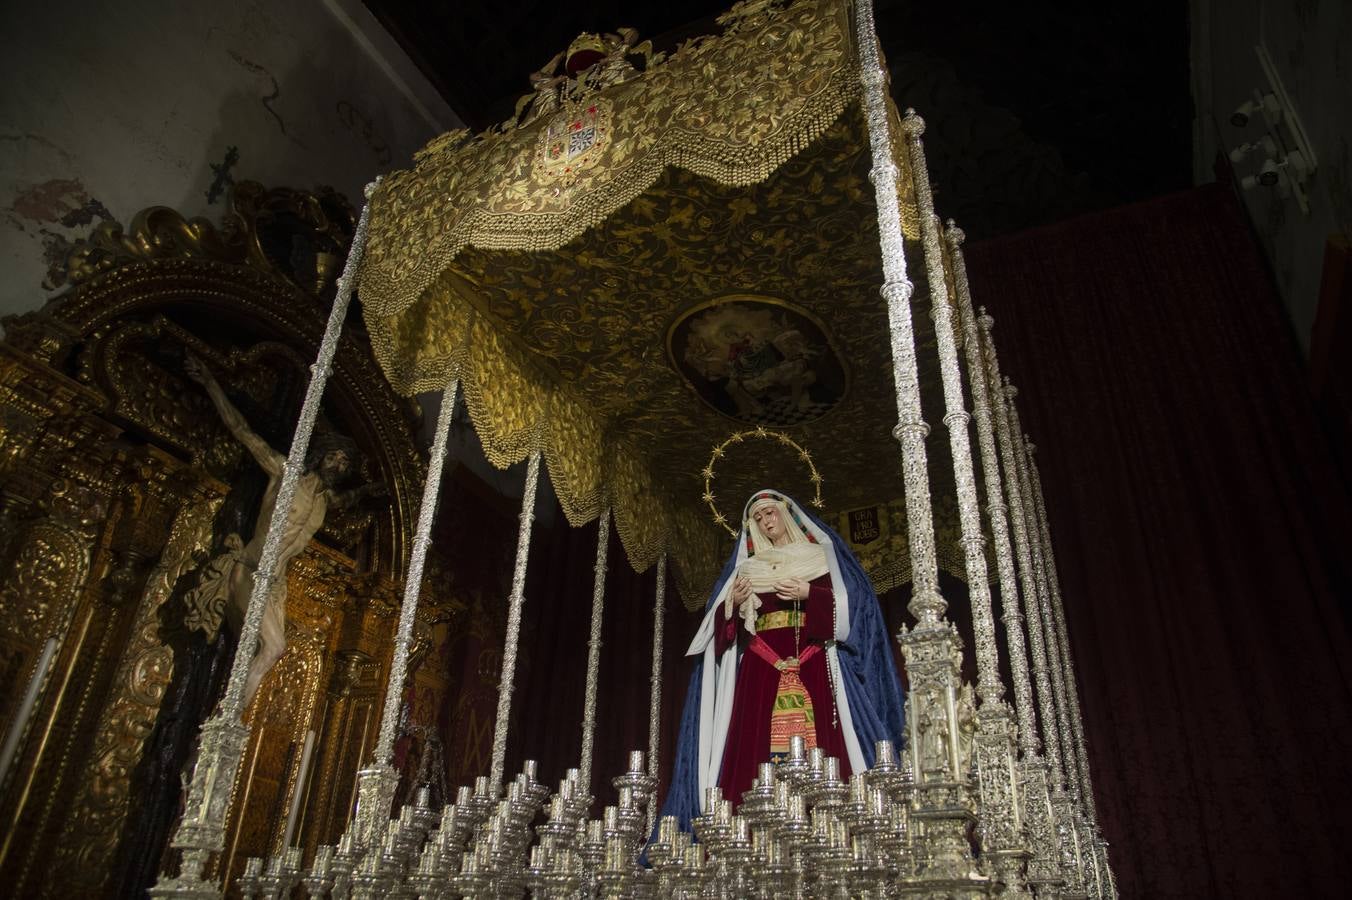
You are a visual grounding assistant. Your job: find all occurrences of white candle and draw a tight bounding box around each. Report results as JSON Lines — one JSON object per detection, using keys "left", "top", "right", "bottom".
{"left": 0, "top": 637, "right": 58, "bottom": 788}
{"left": 281, "top": 729, "right": 316, "bottom": 849}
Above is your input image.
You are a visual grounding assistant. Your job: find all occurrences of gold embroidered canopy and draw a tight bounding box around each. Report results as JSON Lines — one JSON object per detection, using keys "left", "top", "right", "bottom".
{"left": 357, "top": 0, "right": 955, "bottom": 604}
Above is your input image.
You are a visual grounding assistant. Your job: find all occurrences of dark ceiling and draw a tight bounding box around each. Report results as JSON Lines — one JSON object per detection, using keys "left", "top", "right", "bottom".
{"left": 363, "top": 0, "right": 1192, "bottom": 240}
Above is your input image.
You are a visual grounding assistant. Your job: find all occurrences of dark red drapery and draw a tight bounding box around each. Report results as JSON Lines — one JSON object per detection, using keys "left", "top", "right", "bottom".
{"left": 964, "top": 183, "right": 1352, "bottom": 898}
{"left": 504, "top": 506, "right": 691, "bottom": 807}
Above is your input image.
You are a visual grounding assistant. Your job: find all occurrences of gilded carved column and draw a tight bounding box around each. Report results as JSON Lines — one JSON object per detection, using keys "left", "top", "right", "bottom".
{"left": 152, "top": 179, "right": 380, "bottom": 899}
{"left": 0, "top": 475, "right": 110, "bottom": 883}
{"left": 305, "top": 648, "right": 381, "bottom": 857}
{"left": 52, "top": 477, "right": 224, "bottom": 896}
{"left": 856, "top": 0, "right": 986, "bottom": 889}
{"left": 0, "top": 403, "right": 124, "bottom": 896}
{"left": 0, "top": 329, "right": 98, "bottom": 564}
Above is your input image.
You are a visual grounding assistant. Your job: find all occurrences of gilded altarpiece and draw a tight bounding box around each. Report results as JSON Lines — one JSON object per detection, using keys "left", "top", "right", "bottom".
{"left": 0, "top": 184, "right": 470, "bottom": 898}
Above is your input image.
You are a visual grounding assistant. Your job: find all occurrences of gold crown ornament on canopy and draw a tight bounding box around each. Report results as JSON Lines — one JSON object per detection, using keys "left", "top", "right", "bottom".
{"left": 564, "top": 32, "right": 610, "bottom": 74}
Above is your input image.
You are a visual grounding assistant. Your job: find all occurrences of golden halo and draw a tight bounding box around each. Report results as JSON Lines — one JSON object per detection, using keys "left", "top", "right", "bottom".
{"left": 701, "top": 426, "right": 824, "bottom": 537}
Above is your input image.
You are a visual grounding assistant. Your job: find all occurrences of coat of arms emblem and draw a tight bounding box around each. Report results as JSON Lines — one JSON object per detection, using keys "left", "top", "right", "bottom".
{"left": 536, "top": 100, "right": 611, "bottom": 179}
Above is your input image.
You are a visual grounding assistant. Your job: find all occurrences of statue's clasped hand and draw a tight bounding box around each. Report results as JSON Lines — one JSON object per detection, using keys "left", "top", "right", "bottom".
{"left": 725, "top": 575, "right": 754, "bottom": 621}
{"left": 726, "top": 575, "right": 763, "bottom": 638}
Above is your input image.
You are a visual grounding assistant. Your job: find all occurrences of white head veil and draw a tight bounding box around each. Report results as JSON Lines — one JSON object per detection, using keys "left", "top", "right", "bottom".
{"left": 739, "top": 494, "right": 828, "bottom": 591}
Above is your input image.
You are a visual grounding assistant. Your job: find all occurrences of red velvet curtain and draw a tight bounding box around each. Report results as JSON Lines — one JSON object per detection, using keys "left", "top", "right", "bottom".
{"left": 964, "top": 183, "right": 1352, "bottom": 898}
{"left": 504, "top": 503, "right": 691, "bottom": 806}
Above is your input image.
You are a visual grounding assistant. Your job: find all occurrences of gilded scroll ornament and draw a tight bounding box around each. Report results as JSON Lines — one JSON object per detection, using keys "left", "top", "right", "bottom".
{"left": 52, "top": 490, "right": 223, "bottom": 896}
{"left": 77, "top": 317, "right": 306, "bottom": 472}
{"left": 60, "top": 183, "right": 356, "bottom": 298}
{"left": 44, "top": 261, "right": 427, "bottom": 579}
{"left": 0, "top": 480, "right": 99, "bottom": 637}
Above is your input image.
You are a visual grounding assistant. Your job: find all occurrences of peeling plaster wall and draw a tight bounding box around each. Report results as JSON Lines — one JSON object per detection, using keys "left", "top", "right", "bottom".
{"left": 1193, "top": 0, "right": 1352, "bottom": 352}
{"left": 0, "top": 0, "right": 460, "bottom": 321}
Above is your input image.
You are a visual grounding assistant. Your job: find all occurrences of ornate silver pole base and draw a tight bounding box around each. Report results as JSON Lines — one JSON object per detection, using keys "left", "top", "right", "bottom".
{"left": 1049, "top": 772, "right": 1088, "bottom": 893}
{"left": 350, "top": 764, "right": 401, "bottom": 850}
{"left": 973, "top": 703, "right": 1032, "bottom": 898}
{"left": 1020, "top": 757, "right": 1065, "bottom": 898}
{"left": 1096, "top": 838, "right": 1118, "bottom": 900}
{"left": 897, "top": 621, "right": 991, "bottom": 897}
{"left": 1075, "top": 810, "right": 1104, "bottom": 899}
{"left": 147, "top": 717, "right": 251, "bottom": 898}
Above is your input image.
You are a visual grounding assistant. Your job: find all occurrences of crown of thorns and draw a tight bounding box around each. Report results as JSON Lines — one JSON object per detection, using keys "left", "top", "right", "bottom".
{"left": 305, "top": 431, "right": 360, "bottom": 470}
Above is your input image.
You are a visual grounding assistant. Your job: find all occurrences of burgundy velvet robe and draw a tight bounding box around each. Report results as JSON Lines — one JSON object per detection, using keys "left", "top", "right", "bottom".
{"left": 714, "top": 573, "right": 851, "bottom": 805}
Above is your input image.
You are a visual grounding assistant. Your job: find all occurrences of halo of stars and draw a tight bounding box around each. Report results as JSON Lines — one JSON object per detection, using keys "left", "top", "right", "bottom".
{"left": 703, "top": 426, "right": 824, "bottom": 537}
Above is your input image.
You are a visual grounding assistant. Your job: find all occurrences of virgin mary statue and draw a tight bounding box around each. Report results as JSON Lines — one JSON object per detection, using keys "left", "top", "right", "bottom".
{"left": 659, "top": 490, "right": 906, "bottom": 829}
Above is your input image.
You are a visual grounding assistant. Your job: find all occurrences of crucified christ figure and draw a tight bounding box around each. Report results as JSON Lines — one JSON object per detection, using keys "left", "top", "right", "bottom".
{"left": 184, "top": 352, "right": 383, "bottom": 708}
